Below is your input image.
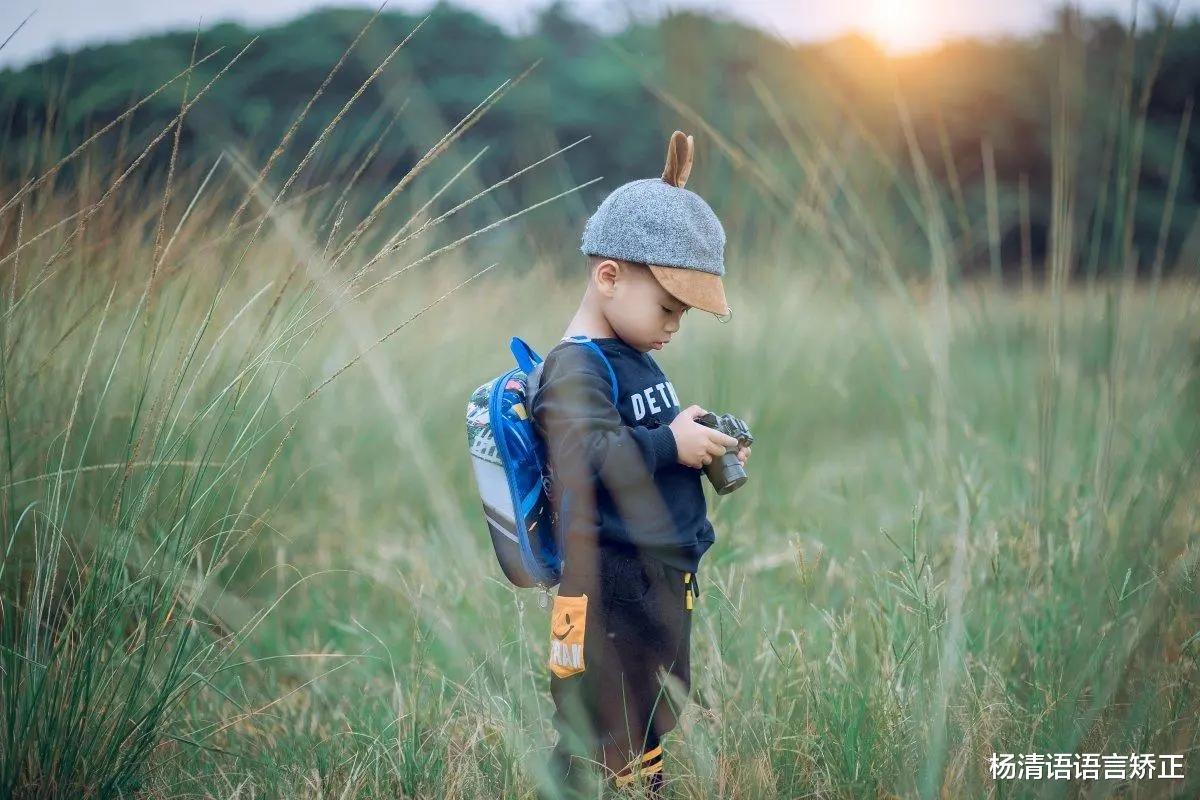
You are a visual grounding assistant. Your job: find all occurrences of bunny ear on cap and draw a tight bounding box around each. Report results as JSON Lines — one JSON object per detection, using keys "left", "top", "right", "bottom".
{"left": 661, "top": 130, "right": 694, "bottom": 188}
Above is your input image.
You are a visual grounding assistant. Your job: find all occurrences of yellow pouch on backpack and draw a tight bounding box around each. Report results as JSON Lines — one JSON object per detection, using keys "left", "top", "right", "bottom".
{"left": 548, "top": 593, "right": 587, "bottom": 678}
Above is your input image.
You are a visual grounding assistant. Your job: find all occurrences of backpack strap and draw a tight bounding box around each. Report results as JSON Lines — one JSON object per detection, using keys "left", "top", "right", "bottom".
{"left": 510, "top": 336, "right": 542, "bottom": 374}
{"left": 560, "top": 334, "right": 618, "bottom": 405}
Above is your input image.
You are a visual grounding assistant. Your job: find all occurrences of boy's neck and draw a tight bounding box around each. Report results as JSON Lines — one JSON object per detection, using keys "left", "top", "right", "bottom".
{"left": 563, "top": 301, "right": 617, "bottom": 341}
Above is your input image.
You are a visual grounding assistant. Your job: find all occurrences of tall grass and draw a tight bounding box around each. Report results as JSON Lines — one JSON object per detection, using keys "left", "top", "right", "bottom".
{"left": 0, "top": 13, "right": 596, "bottom": 797}
{"left": 1, "top": 7, "right": 1198, "bottom": 800}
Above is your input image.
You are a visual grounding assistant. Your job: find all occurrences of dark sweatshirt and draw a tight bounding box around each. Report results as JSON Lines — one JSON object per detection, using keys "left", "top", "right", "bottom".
{"left": 529, "top": 336, "right": 715, "bottom": 573}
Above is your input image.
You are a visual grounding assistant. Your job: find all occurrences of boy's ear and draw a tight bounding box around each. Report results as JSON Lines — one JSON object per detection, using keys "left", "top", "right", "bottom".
{"left": 592, "top": 258, "right": 620, "bottom": 295}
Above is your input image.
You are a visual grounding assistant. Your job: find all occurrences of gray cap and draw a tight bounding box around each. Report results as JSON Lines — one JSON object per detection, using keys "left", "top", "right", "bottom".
{"left": 579, "top": 132, "right": 729, "bottom": 316}
{"left": 580, "top": 178, "right": 725, "bottom": 274}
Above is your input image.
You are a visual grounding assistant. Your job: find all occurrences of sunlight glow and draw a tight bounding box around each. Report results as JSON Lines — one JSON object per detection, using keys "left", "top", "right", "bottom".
{"left": 865, "top": 0, "right": 942, "bottom": 54}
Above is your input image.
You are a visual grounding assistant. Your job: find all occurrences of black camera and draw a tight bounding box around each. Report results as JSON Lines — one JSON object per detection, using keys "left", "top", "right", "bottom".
{"left": 693, "top": 412, "right": 754, "bottom": 495}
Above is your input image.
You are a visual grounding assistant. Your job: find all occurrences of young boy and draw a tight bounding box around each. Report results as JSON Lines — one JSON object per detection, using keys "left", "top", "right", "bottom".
{"left": 530, "top": 131, "right": 751, "bottom": 798}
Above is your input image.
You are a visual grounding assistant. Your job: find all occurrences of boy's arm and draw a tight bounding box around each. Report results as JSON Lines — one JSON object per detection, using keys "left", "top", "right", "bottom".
{"left": 532, "top": 351, "right": 678, "bottom": 489}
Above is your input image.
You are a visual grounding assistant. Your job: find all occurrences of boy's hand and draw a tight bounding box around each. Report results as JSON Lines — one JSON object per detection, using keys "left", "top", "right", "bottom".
{"left": 669, "top": 405, "right": 740, "bottom": 469}
{"left": 736, "top": 445, "right": 751, "bottom": 466}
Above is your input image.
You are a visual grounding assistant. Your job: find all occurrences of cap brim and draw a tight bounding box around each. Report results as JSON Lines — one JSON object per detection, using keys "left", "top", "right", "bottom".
{"left": 647, "top": 264, "right": 729, "bottom": 316}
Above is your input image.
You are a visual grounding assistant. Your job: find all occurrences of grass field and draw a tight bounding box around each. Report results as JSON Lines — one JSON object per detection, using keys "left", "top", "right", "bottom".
{"left": 1, "top": 28, "right": 1199, "bottom": 800}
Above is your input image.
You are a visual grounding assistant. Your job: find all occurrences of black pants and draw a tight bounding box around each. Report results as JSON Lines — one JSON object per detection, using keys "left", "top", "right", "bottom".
{"left": 543, "top": 542, "right": 696, "bottom": 798}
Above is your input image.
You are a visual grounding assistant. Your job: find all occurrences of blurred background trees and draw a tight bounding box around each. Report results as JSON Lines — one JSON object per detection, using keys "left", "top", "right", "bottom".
{"left": 1, "top": 1, "right": 1196, "bottom": 280}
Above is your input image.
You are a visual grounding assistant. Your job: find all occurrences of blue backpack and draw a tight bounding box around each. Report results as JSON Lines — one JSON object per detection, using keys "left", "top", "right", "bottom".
{"left": 465, "top": 335, "right": 617, "bottom": 594}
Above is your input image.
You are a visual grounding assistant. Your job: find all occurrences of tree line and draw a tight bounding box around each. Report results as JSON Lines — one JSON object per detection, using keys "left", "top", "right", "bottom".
{"left": 1, "top": 1, "right": 1196, "bottom": 278}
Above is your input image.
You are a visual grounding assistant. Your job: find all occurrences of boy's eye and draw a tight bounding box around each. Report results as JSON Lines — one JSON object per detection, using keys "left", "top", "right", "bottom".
{"left": 661, "top": 306, "right": 672, "bottom": 313}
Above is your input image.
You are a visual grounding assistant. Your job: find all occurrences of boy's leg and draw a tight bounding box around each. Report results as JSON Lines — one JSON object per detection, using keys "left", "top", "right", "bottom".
{"left": 610, "top": 734, "right": 665, "bottom": 797}
{"left": 596, "top": 552, "right": 695, "bottom": 797}
{"left": 542, "top": 537, "right": 607, "bottom": 800}
{"left": 543, "top": 541, "right": 696, "bottom": 799}
{"left": 648, "top": 769, "right": 665, "bottom": 798}
{"left": 544, "top": 672, "right": 602, "bottom": 800}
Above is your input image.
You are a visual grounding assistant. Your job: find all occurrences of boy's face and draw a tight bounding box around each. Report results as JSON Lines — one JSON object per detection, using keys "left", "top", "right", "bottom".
{"left": 594, "top": 259, "right": 689, "bottom": 353}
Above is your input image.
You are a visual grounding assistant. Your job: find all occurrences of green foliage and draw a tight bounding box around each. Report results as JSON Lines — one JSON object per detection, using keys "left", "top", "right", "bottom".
{"left": 1, "top": 4, "right": 1198, "bottom": 277}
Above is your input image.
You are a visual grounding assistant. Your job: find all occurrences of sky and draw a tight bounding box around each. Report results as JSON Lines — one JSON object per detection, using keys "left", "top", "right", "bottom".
{"left": 1, "top": 0, "right": 1196, "bottom": 68}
